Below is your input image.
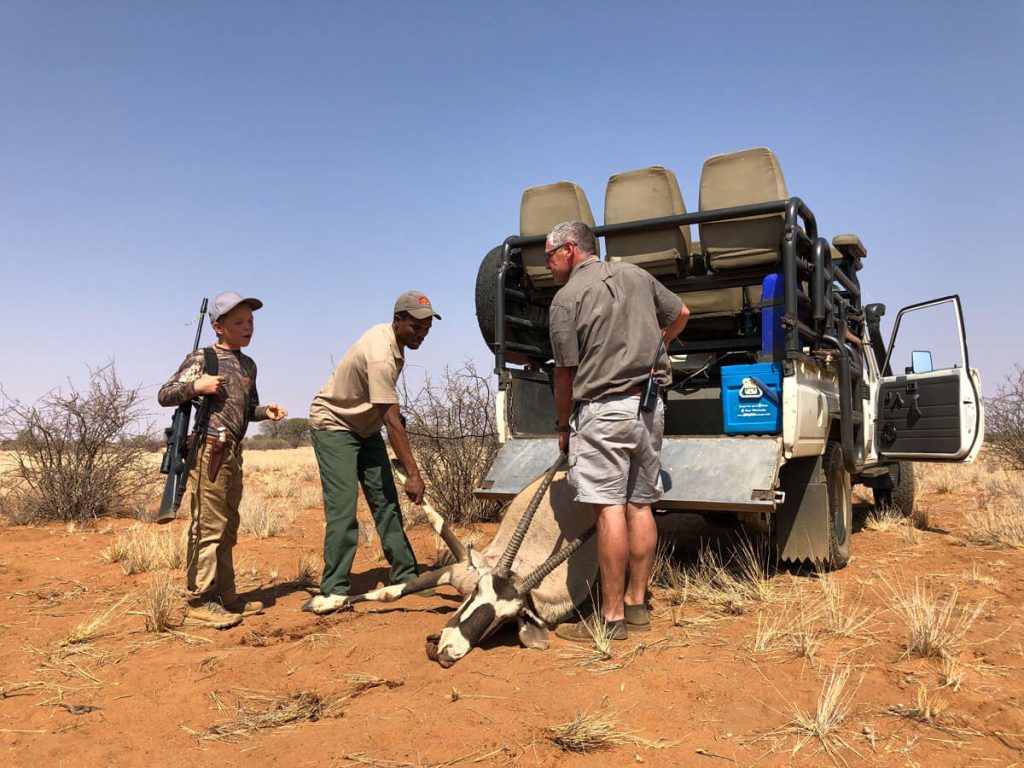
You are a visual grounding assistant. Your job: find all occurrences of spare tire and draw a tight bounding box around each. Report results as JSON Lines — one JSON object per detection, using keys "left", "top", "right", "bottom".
{"left": 475, "top": 246, "right": 505, "bottom": 354}
{"left": 475, "top": 246, "right": 550, "bottom": 366}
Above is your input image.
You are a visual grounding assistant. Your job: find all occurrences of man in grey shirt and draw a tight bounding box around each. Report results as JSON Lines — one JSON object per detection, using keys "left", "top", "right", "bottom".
{"left": 546, "top": 221, "right": 688, "bottom": 642}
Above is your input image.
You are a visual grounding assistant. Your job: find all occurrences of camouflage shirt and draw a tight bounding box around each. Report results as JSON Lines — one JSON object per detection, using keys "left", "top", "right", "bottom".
{"left": 158, "top": 346, "right": 268, "bottom": 444}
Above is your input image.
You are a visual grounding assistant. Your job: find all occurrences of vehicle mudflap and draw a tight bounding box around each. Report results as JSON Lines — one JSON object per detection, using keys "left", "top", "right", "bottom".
{"left": 775, "top": 454, "right": 830, "bottom": 564}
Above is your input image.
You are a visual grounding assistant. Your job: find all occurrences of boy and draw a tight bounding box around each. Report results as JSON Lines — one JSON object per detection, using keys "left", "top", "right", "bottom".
{"left": 158, "top": 291, "right": 287, "bottom": 629}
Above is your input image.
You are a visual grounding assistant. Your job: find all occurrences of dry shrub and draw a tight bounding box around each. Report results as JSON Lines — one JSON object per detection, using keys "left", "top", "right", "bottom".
{"left": 239, "top": 496, "right": 289, "bottom": 539}
{"left": 400, "top": 361, "right": 500, "bottom": 525}
{"left": 985, "top": 364, "right": 1024, "bottom": 468}
{"left": 883, "top": 576, "right": 982, "bottom": 659}
{"left": 966, "top": 474, "right": 1024, "bottom": 549}
{"left": 0, "top": 364, "right": 156, "bottom": 523}
{"left": 102, "top": 524, "right": 186, "bottom": 574}
{"left": 544, "top": 706, "right": 672, "bottom": 753}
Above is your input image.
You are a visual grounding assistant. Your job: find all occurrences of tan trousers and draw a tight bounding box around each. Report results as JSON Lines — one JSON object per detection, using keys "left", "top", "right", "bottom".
{"left": 185, "top": 439, "right": 243, "bottom": 604}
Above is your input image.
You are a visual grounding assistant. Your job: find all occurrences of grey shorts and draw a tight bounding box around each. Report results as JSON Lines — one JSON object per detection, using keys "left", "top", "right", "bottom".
{"left": 568, "top": 394, "right": 665, "bottom": 506}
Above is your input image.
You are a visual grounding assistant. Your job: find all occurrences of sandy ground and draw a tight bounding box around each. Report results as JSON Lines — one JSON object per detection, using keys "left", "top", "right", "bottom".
{"left": 1, "top": 449, "right": 1023, "bottom": 767}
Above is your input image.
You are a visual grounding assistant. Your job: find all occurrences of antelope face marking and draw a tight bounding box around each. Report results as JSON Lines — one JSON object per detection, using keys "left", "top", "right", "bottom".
{"left": 425, "top": 572, "right": 525, "bottom": 667}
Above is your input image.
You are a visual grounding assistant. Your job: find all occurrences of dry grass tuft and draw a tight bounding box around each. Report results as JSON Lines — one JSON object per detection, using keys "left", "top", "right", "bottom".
{"left": 337, "top": 673, "right": 403, "bottom": 699}
{"left": 961, "top": 563, "right": 998, "bottom": 588}
{"left": 965, "top": 475, "right": 1024, "bottom": 549}
{"left": 60, "top": 594, "right": 131, "bottom": 647}
{"left": 544, "top": 706, "right": 672, "bottom": 753}
{"left": 788, "top": 605, "right": 823, "bottom": 662}
{"left": 560, "top": 613, "right": 616, "bottom": 667}
{"left": 671, "top": 536, "right": 775, "bottom": 616}
{"left": 883, "top": 576, "right": 982, "bottom": 659}
{"left": 141, "top": 572, "right": 178, "bottom": 633}
{"left": 101, "top": 524, "right": 186, "bottom": 574}
{"left": 939, "top": 656, "right": 964, "bottom": 692}
{"left": 864, "top": 506, "right": 910, "bottom": 533}
{"left": 886, "top": 684, "right": 948, "bottom": 725}
{"left": 776, "top": 665, "right": 859, "bottom": 761}
{"left": 239, "top": 496, "right": 289, "bottom": 539}
{"left": 198, "top": 689, "right": 342, "bottom": 741}
{"left": 819, "top": 575, "right": 875, "bottom": 638}
{"left": 924, "top": 466, "right": 959, "bottom": 494}
{"left": 291, "top": 553, "right": 320, "bottom": 590}
{"left": 752, "top": 608, "right": 786, "bottom": 652}
{"left": 296, "top": 486, "right": 323, "bottom": 510}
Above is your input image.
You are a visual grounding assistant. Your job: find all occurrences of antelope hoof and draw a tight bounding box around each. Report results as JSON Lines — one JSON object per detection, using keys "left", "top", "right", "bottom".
{"left": 518, "top": 621, "right": 550, "bottom": 651}
{"left": 304, "top": 594, "right": 351, "bottom": 616}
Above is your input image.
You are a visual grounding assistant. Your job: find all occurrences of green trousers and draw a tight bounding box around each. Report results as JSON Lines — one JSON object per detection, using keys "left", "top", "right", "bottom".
{"left": 311, "top": 428, "right": 419, "bottom": 596}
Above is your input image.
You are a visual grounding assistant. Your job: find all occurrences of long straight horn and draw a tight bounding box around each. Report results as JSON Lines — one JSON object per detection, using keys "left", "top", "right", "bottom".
{"left": 516, "top": 523, "right": 596, "bottom": 596}
{"left": 495, "top": 453, "right": 566, "bottom": 579}
{"left": 420, "top": 500, "right": 468, "bottom": 563}
{"left": 389, "top": 450, "right": 468, "bottom": 563}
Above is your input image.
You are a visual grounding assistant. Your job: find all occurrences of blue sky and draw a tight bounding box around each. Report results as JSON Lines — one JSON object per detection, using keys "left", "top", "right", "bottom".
{"left": 1, "top": 1, "right": 1021, "bottom": 427}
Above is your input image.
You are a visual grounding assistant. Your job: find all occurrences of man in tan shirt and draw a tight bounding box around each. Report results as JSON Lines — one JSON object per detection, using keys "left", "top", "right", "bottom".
{"left": 305, "top": 291, "right": 441, "bottom": 615}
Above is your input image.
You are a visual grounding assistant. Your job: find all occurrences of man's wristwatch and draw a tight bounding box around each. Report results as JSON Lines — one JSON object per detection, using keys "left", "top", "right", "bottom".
{"left": 555, "top": 424, "right": 570, "bottom": 433}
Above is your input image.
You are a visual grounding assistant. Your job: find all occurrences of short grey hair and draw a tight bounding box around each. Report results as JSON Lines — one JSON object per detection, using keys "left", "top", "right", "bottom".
{"left": 547, "top": 221, "right": 597, "bottom": 256}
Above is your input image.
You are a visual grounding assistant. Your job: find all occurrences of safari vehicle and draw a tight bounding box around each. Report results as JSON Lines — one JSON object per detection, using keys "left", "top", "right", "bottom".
{"left": 473, "top": 148, "right": 984, "bottom": 568}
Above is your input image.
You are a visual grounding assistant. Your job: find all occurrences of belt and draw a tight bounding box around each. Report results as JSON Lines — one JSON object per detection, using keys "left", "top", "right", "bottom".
{"left": 201, "top": 434, "right": 238, "bottom": 449}
{"left": 585, "top": 387, "right": 642, "bottom": 403}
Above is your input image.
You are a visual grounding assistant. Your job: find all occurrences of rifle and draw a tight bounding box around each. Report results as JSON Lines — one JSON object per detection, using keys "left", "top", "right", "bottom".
{"left": 157, "top": 299, "right": 215, "bottom": 524}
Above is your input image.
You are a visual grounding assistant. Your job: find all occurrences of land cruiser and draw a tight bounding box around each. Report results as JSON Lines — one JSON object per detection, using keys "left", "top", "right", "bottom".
{"left": 473, "top": 147, "right": 984, "bottom": 568}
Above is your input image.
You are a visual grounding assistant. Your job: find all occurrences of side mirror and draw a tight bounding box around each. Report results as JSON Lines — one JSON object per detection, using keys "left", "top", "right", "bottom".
{"left": 911, "top": 350, "right": 933, "bottom": 374}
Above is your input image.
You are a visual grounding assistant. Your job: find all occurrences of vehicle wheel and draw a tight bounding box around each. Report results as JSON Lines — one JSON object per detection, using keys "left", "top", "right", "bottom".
{"left": 873, "top": 461, "right": 922, "bottom": 527}
{"left": 474, "top": 245, "right": 548, "bottom": 366}
{"left": 823, "top": 440, "right": 852, "bottom": 570}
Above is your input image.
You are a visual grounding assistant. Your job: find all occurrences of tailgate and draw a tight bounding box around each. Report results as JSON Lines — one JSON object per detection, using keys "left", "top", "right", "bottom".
{"left": 476, "top": 436, "right": 783, "bottom": 512}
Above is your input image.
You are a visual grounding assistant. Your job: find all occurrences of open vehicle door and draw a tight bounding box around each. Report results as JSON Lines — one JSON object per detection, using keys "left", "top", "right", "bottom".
{"left": 879, "top": 295, "right": 984, "bottom": 462}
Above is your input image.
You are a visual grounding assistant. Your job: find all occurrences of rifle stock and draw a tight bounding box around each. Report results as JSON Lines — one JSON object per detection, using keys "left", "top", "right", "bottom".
{"left": 156, "top": 299, "right": 208, "bottom": 524}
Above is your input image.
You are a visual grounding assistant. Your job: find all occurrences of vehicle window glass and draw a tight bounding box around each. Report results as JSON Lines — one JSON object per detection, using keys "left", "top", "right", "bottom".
{"left": 885, "top": 299, "right": 963, "bottom": 374}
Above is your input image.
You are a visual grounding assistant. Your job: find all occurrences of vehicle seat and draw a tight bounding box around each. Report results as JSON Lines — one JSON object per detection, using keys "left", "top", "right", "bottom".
{"left": 683, "top": 238, "right": 744, "bottom": 320}
{"left": 603, "top": 166, "right": 690, "bottom": 277}
{"left": 520, "top": 182, "right": 599, "bottom": 289}
{"left": 698, "top": 147, "right": 788, "bottom": 271}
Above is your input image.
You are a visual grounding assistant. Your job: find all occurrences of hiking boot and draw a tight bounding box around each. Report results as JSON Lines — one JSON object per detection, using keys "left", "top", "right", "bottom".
{"left": 184, "top": 600, "right": 243, "bottom": 630}
{"left": 624, "top": 603, "right": 651, "bottom": 633}
{"left": 302, "top": 594, "right": 351, "bottom": 615}
{"left": 554, "top": 617, "right": 628, "bottom": 644}
{"left": 225, "top": 599, "right": 265, "bottom": 616}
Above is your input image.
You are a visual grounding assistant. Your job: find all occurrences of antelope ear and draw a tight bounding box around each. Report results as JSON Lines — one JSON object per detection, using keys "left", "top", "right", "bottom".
{"left": 517, "top": 617, "right": 550, "bottom": 650}
{"left": 425, "top": 633, "right": 441, "bottom": 661}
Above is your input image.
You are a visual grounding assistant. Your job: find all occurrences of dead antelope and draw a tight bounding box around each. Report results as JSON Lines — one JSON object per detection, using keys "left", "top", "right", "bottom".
{"left": 306, "top": 455, "right": 598, "bottom": 667}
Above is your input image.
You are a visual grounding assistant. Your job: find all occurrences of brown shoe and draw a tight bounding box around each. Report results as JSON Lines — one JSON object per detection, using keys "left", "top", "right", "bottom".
{"left": 184, "top": 600, "right": 243, "bottom": 630}
{"left": 555, "top": 617, "right": 628, "bottom": 643}
{"left": 225, "top": 599, "right": 265, "bottom": 616}
{"left": 624, "top": 603, "right": 651, "bottom": 632}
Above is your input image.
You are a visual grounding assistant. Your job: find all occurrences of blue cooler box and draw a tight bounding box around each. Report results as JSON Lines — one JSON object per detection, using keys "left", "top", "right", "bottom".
{"left": 722, "top": 363, "right": 783, "bottom": 435}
